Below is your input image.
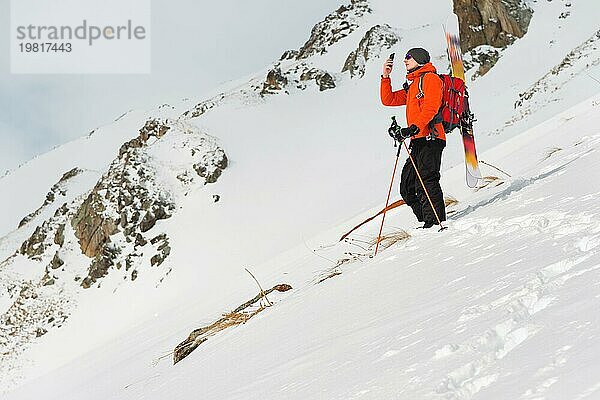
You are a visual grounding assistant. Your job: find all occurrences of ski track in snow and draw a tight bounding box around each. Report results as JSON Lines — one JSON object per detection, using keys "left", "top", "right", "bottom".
{"left": 296, "top": 126, "right": 600, "bottom": 399}
{"left": 419, "top": 140, "right": 600, "bottom": 399}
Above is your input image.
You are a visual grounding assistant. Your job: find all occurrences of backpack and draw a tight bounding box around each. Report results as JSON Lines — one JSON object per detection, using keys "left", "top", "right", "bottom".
{"left": 417, "top": 73, "right": 470, "bottom": 134}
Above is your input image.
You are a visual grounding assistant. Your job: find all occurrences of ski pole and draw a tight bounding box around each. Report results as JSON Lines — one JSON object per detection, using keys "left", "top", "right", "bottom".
{"left": 401, "top": 140, "right": 447, "bottom": 232}
{"left": 374, "top": 142, "right": 402, "bottom": 256}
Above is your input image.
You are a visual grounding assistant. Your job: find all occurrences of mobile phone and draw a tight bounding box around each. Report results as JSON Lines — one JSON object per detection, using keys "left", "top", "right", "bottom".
{"left": 389, "top": 53, "right": 395, "bottom": 61}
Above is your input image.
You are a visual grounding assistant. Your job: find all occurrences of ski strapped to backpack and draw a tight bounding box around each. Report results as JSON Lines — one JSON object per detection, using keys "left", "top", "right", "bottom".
{"left": 414, "top": 72, "right": 472, "bottom": 138}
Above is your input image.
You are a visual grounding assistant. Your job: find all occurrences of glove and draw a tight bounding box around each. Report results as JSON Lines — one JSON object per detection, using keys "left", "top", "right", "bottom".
{"left": 399, "top": 124, "right": 420, "bottom": 140}
{"left": 388, "top": 124, "right": 400, "bottom": 139}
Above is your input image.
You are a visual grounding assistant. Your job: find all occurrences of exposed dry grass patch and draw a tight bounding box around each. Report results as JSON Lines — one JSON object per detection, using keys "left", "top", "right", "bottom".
{"left": 445, "top": 196, "right": 459, "bottom": 208}
{"left": 173, "top": 283, "right": 292, "bottom": 364}
{"left": 371, "top": 229, "right": 411, "bottom": 251}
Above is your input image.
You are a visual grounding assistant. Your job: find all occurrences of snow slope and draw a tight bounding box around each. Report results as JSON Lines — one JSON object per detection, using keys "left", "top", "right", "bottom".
{"left": 2, "top": 0, "right": 600, "bottom": 397}
{"left": 7, "top": 91, "right": 600, "bottom": 400}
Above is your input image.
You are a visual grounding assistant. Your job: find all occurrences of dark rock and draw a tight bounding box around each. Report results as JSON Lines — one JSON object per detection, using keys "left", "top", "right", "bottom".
{"left": 19, "top": 226, "right": 48, "bottom": 258}
{"left": 150, "top": 234, "right": 170, "bottom": 267}
{"left": 135, "top": 233, "right": 147, "bottom": 247}
{"left": 125, "top": 256, "right": 133, "bottom": 271}
{"left": 17, "top": 169, "right": 81, "bottom": 229}
{"left": 454, "top": 0, "right": 533, "bottom": 52}
{"left": 72, "top": 193, "right": 119, "bottom": 258}
{"left": 140, "top": 205, "right": 169, "bottom": 233}
{"left": 18, "top": 215, "right": 31, "bottom": 228}
{"left": 296, "top": 0, "right": 371, "bottom": 60}
{"left": 42, "top": 278, "right": 55, "bottom": 286}
{"left": 35, "top": 327, "right": 48, "bottom": 337}
{"left": 54, "top": 224, "right": 65, "bottom": 246}
{"left": 118, "top": 137, "right": 144, "bottom": 158}
{"left": 299, "top": 68, "right": 336, "bottom": 91}
{"left": 59, "top": 167, "right": 82, "bottom": 183}
{"left": 185, "top": 94, "right": 226, "bottom": 119}
{"left": 54, "top": 203, "right": 69, "bottom": 217}
{"left": 138, "top": 119, "right": 170, "bottom": 142}
{"left": 139, "top": 211, "right": 156, "bottom": 233}
{"left": 45, "top": 191, "right": 56, "bottom": 204}
{"left": 50, "top": 252, "right": 64, "bottom": 270}
{"left": 467, "top": 47, "right": 501, "bottom": 78}
{"left": 316, "top": 72, "right": 336, "bottom": 91}
{"left": 81, "top": 243, "right": 120, "bottom": 289}
{"left": 260, "top": 68, "right": 289, "bottom": 96}
{"left": 150, "top": 254, "right": 163, "bottom": 267}
{"left": 280, "top": 49, "right": 299, "bottom": 60}
{"left": 150, "top": 233, "right": 167, "bottom": 245}
{"left": 342, "top": 24, "right": 399, "bottom": 78}
{"left": 193, "top": 149, "right": 228, "bottom": 184}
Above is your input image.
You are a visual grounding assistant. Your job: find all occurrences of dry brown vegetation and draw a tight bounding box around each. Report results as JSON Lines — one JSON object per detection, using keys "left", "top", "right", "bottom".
{"left": 173, "top": 283, "right": 292, "bottom": 364}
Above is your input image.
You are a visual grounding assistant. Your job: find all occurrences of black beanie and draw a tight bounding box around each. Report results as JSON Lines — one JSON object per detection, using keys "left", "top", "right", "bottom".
{"left": 407, "top": 47, "right": 430, "bottom": 65}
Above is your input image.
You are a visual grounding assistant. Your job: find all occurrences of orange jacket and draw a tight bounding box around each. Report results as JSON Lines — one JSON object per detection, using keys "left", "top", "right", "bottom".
{"left": 380, "top": 62, "right": 446, "bottom": 141}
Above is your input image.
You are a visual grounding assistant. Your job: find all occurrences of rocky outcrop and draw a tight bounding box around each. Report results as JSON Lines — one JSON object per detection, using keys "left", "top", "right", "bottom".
{"left": 299, "top": 69, "right": 336, "bottom": 91}
{"left": 260, "top": 68, "right": 289, "bottom": 96}
{"left": 494, "top": 28, "right": 600, "bottom": 134}
{"left": 54, "top": 224, "right": 65, "bottom": 246}
{"left": 342, "top": 24, "right": 399, "bottom": 78}
{"left": 182, "top": 93, "right": 227, "bottom": 119}
{"left": 183, "top": 1, "right": 368, "bottom": 109}
{"left": 3, "top": 101, "right": 229, "bottom": 390}
{"left": 138, "top": 119, "right": 170, "bottom": 141}
{"left": 18, "top": 168, "right": 83, "bottom": 228}
{"left": 455, "top": 0, "right": 533, "bottom": 77}
{"left": 149, "top": 234, "right": 171, "bottom": 267}
{"left": 193, "top": 149, "right": 228, "bottom": 183}
{"left": 261, "top": 63, "right": 339, "bottom": 94}
{"left": 463, "top": 45, "right": 501, "bottom": 77}
{"left": 455, "top": 0, "right": 532, "bottom": 51}
{"left": 49, "top": 252, "right": 64, "bottom": 270}
{"left": 72, "top": 119, "right": 176, "bottom": 288}
{"left": 80, "top": 243, "right": 121, "bottom": 289}
{"left": 295, "top": 0, "right": 371, "bottom": 60}
{"left": 0, "top": 280, "right": 70, "bottom": 382}
{"left": 19, "top": 226, "right": 48, "bottom": 259}
{"left": 279, "top": 49, "right": 299, "bottom": 61}
{"left": 71, "top": 194, "right": 119, "bottom": 259}
{"left": 516, "top": 28, "right": 600, "bottom": 108}
{"left": 69, "top": 119, "right": 228, "bottom": 289}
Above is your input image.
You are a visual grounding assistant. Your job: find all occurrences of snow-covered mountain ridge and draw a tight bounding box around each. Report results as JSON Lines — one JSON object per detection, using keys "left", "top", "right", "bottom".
{"left": 1, "top": 0, "right": 600, "bottom": 397}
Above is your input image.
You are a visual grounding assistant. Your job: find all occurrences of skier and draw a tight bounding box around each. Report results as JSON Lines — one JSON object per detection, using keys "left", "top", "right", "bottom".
{"left": 380, "top": 48, "right": 446, "bottom": 228}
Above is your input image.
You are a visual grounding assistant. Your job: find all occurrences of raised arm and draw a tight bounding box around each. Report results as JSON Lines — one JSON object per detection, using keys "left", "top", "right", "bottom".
{"left": 380, "top": 77, "right": 407, "bottom": 106}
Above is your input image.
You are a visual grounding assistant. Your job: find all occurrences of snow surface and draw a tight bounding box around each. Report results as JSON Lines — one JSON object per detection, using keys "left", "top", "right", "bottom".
{"left": 2, "top": 0, "right": 600, "bottom": 398}
{"left": 7, "top": 91, "right": 600, "bottom": 400}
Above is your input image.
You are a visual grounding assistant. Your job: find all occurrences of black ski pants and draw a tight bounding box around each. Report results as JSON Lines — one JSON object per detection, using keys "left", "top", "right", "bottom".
{"left": 399, "top": 138, "right": 446, "bottom": 224}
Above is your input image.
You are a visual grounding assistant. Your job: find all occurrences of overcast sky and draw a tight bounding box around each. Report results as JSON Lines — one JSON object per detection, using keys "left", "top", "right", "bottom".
{"left": 0, "top": 0, "right": 341, "bottom": 174}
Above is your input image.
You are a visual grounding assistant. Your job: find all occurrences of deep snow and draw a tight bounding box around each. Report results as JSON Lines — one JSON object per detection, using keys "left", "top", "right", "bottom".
{"left": 2, "top": 0, "right": 600, "bottom": 398}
